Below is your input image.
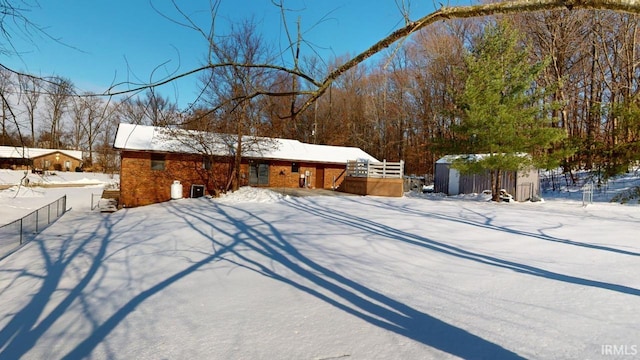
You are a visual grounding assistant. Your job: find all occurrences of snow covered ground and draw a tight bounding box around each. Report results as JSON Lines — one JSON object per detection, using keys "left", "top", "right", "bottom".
{"left": 0, "top": 171, "right": 639, "bottom": 359}
{"left": 0, "top": 170, "right": 119, "bottom": 224}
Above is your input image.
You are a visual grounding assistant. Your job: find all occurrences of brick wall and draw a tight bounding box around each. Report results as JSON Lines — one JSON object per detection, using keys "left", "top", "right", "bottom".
{"left": 33, "top": 152, "right": 82, "bottom": 171}
{"left": 323, "top": 167, "right": 347, "bottom": 189}
{"left": 120, "top": 151, "right": 234, "bottom": 207}
{"left": 265, "top": 161, "right": 346, "bottom": 189}
{"left": 120, "top": 151, "right": 350, "bottom": 207}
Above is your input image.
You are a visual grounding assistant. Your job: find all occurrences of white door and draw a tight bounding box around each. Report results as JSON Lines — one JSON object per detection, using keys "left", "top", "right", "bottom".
{"left": 448, "top": 168, "right": 460, "bottom": 195}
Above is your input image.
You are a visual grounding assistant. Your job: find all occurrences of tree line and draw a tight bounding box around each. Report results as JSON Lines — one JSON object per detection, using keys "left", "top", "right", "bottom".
{"left": 185, "top": 10, "right": 640, "bottom": 186}
{"left": 0, "top": 70, "right": 179, "bottom": 173}
{"left": 2, "top": 7, "right": 640, "bottom": 188}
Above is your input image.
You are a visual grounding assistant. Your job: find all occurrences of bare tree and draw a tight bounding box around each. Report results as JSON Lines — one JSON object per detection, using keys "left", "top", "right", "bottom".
{"left": 43, "top": 76, "right": 73, "bottom": 149}
{"left": 0, "top": 1, "right": 43, "bottom": 56}
{"left": 139, "top": 90, "right": 178, "bottom": 126}
{"left": 94, "top": 105, "right": 120, "bottom": 174}
{"left": 81, "top": 96, "right": 111, "bottom": 167}
{"left": 197, "top": 18, "right": 277, "bottom": 191}
{"left": 18, "top": 74, "right": 42, "bottom": 146}
{"left": 0, "top": 66, "right": 14, "bottom": 145}
{"left": 69, "top": 95, "right": 88, "bottom": 151}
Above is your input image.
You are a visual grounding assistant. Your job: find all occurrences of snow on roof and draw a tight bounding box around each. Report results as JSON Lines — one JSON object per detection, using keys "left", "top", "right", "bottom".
{"left": 113, "top": 123, "right": 379, "bottom": 164}
{"left": 0, "top": 146, "right": 83, "bottom": 160}
{"left": 436, "top": 153, "right": 530, "bottom": 164}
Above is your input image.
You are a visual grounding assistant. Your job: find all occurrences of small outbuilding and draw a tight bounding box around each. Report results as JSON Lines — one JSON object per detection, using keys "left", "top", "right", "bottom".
{"left": 434, "top": 154, "right": 540, "bottom": 202}
{"left": 0, "top": 146, "right": 83, "bottom": 172}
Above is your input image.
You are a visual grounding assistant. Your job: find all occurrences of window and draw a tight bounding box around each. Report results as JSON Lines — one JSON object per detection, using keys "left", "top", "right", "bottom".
{"left": 291, "top": 162, "right": 299, "bottom": 173}
{"left": 249, "top": 162, "right": 269, "bottom": 186}
{"left": 203, "top": 157, "right": 212, "bottom": 170}
{"left": 151, "top": 154, "right": 166, "bottom": 171}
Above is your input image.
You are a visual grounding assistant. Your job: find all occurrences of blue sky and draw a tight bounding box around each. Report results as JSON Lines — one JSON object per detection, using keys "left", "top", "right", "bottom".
{"left": 4, "top": 0, "right": 466, "bottom": 109}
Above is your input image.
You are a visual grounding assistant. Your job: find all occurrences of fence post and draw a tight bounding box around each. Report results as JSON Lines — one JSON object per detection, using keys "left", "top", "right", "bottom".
{"left": 582, "top": 182, "right": 593, "bottom": 207}
{"left": 20, "top": 218, "right": 23, "bottom": 245}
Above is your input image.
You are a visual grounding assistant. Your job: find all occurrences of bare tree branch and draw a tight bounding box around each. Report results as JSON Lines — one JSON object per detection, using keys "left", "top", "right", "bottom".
{"left": 102, "top": 62, "right": 322, "bottom": 97}
{"left": 295, "top": 0, "right": 640, "bottom": 116}
{"left": 91, "top": 0, "right": 640, "bottom": 119}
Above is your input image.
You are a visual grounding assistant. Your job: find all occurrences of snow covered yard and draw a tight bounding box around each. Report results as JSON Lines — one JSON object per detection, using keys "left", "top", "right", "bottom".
{"left": 0, "top": 186, "right": 639, "bottom": 359}
{"left": 0, "top": 170, "right": 119, "bottom": 223}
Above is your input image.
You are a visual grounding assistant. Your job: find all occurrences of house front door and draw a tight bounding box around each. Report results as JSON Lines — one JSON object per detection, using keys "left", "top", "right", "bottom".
{"left": 249, "top": 163, "right": 269, "bottom": 186}
{"left": 315, "top": 167, "right": 324, "bottom": 189}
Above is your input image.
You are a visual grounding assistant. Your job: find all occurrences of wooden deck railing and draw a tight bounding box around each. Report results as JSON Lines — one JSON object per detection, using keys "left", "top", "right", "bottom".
{"left": 346, "top": 160, "right": 404, "bottom": 179}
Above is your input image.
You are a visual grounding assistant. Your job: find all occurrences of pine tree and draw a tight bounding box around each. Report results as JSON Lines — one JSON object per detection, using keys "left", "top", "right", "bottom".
{"left": 453, "top": 20, "right": 565, "bottom": 201}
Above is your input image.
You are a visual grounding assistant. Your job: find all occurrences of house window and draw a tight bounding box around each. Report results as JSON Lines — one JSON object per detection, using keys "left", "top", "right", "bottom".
{"left": 151, "top": 154, "right": 166, "bottom": 171}
{"left": 203, "top": 157, "right": 212, "bottom": 170}
{"left": 291, "top": 162, "right": 299, "bottom": 173}
{"left": 249, "top": 162, "right": 269, "bottom": 186}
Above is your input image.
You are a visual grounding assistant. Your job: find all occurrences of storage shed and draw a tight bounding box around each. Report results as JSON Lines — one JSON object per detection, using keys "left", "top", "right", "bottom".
{"left": 434, "top": 154, "right": 539, "bottom": 202}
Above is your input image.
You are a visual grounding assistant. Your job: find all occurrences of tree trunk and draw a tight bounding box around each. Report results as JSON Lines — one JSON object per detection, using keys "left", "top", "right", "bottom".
{"left": 491, "top": 169, "right": 503, "bottom": 202}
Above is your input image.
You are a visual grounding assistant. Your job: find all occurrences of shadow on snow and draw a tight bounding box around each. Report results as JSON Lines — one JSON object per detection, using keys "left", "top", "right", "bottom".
{"left": 165, "top": 200, "right": 524, "bottom": 359}
{"left": 5, "top": 194, "right": 635, "bottom": 359}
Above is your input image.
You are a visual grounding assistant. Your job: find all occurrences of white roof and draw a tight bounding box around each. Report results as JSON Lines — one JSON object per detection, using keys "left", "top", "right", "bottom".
{"left": 113, "top": 123, "right": 379, "bottom": 164}
{"left": 0, "top": 146, "right": 83, "bottom": 160}
{"left": 436, "top": 153, "right": 530, "bottom": 164}
{"left": 436, "top": 154, "right": 481, "bottom": 164}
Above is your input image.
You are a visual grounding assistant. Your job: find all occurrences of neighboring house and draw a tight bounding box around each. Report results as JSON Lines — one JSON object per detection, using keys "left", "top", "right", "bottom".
{"left": 0, "top": 146, "right": 83, "bottom": 172}
{"left": 434, "top": 154, "right": 539, "bottom": 202}
{"left": 113, "top": 123, "right": 379, "bottom": 207}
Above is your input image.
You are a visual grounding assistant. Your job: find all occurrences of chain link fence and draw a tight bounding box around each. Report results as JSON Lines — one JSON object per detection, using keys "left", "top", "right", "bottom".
{"left": 0, "top": 195, "right": 67, "bottom": 259}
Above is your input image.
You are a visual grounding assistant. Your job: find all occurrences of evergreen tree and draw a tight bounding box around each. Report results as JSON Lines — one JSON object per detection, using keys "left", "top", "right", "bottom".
{"left": 453, "top": 20, "right": 566, "bottom": 201}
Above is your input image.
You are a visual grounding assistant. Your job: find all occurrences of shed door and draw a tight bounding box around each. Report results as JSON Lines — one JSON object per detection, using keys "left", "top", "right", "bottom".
{"left": 448, "top": 168, "right": 460, "bottom": 195}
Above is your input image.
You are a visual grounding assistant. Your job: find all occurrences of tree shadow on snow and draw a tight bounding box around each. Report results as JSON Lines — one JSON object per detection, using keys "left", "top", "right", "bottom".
{"left": 0, "top": 207, "right": 238, "bottom": 360}
{"left": 169, "top": 201, "right": 525, "bottom": 359}
{"left": 382, "top": 198, "right": 640, "bottom": 257}
{"left": 8, "top": 193, "right": 631, "bottom": 359}
{"left": 292, "top": 197, "right": 640, "bottom": 297}
{"left": 0, "top": 213, "right": 120, "bottom": 359}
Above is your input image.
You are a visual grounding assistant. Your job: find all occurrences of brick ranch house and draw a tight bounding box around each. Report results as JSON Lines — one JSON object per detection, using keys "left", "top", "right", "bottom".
{"left": 0, "top": 146, "right": 83, "bottom": 172}
{"left": 113, "top": 123, "right": 379, "bottom": 208}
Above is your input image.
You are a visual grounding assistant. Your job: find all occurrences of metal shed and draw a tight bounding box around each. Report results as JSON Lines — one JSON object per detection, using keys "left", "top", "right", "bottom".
{"left": 434, "top": 154, "right": 540, "bottom": 202}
